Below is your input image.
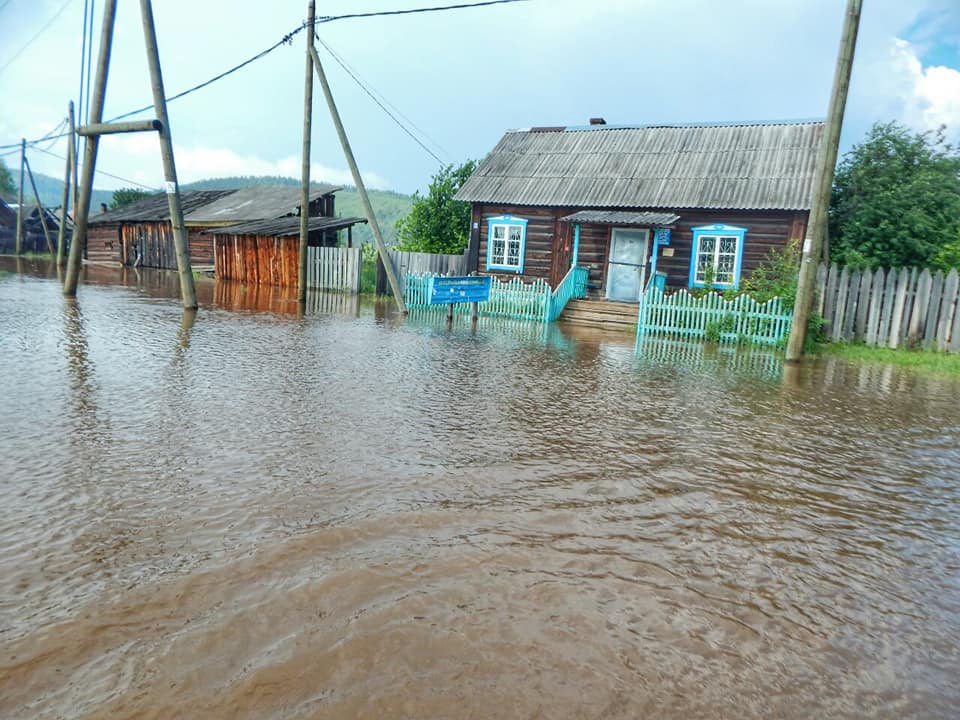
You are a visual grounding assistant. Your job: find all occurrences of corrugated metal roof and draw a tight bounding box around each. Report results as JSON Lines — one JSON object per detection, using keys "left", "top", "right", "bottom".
{"left": 88, "top": 190, "right": 234, "bottom": 225}
{"left": 183, "top": 184, "right": 341, "bottom": 224}
{"left": 560, "top": 210, "right": 680, "bottom": 226}
{"left": 206, "top": 216, "right": 366, "bottom": 237}
{"left": 455, "top": 121, "right": 824, "bottom": 210}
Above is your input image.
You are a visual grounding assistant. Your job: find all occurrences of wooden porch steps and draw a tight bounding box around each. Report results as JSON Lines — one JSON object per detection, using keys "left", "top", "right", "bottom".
{"left": 560, "top": 299, "right": 639, "bottom": 332}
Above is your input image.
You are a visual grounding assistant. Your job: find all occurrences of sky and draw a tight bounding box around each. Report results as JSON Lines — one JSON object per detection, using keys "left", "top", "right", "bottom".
{"left": 0, "top": 0, "right": 958, "bottom": 196}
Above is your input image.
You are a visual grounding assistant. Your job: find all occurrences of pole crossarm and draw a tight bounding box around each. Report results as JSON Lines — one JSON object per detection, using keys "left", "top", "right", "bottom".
{"left": 76, "top": 119, "right": 162, "bottom": 136}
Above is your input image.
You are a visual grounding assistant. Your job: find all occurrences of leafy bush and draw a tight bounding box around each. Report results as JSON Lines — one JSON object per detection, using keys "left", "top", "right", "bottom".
{"left": 740, "top": 239, "right": 801, "bottom": 306}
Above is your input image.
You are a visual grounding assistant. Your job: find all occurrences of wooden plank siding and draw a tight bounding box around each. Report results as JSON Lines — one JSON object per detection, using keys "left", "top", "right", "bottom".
{"left": 86, "top": 225, "right": 121, "bottom": 263}
{"left": 470, "top": 203, "right": 807, "bottom": 294}
{"left": 214, "top": 234, "right": 299, "bottom": 287}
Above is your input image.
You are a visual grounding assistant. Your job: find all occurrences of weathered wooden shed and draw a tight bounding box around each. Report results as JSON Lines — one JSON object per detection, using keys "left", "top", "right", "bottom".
{"left": 455, "top": 121, "right": 822, "bottom": 315}
{"left": 210, "top": 215, "right": 366, "bottom": 287}
{"left": 86, "top": 190, "right": 233, "bottom": 266}
{"left": 0, "top": 200, "right": 70, "bottom": 254}
{"left": 86, "top": 185, "right": 341, "bottom": 269}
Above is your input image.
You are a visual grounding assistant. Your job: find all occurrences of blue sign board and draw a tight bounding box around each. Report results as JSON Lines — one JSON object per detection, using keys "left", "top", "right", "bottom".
{"left": 428, "top": 275, "right": 492, "bottom": 305}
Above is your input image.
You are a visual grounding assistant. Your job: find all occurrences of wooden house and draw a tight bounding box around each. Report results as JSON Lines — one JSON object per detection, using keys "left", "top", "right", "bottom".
{"left": 455, "top": 120, "right": 822, "bottom": 324}
{"left": 86, "top": 185, "right": 341, "bottom": 269}
{"left": 209, "top": 215, "right": 366, "bottom": 287}
{"left": 0, "top": 200, "right": 69, "bottom": 254}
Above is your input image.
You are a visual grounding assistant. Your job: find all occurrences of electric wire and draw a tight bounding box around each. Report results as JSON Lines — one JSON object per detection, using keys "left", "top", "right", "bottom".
{"left": 314, "top": 36, "right": 446, "bottom": 166}
{"left": 31, "top": 145, "right": 157, "bottom": 190}
{"left": 315, "top": 34, "right": 452, "bottom": 161}
{"left": 2, "top": 0, "right": 529, "bottom": 147}
{"left": 0, "top": 0, "right": 76, "bottom": 77}
{"left": 77, "top": 0, "right": 89, "bottom": 132}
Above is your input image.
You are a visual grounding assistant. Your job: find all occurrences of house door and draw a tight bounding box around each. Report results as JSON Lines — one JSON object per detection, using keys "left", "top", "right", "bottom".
{"left": 605, "top": 228, "right": 649, "bottom": 302}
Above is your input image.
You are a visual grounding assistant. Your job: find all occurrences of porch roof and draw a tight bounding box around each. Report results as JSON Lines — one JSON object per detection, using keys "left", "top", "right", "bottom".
{"left": 560, "top": 210, "right": 680, "bottom": 227}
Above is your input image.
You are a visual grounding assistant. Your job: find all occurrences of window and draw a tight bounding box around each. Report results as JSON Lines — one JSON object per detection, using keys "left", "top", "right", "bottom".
{"left": 688, "top": 224, "right": 746, "bottom": 288}
{"left": 486, "top": 215, "right": 527, "bottom": 272}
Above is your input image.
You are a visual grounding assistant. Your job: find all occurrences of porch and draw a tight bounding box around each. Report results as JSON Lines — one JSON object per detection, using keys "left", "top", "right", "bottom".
{"left": 555, "top": 210, "right": 678, "bottom": 304}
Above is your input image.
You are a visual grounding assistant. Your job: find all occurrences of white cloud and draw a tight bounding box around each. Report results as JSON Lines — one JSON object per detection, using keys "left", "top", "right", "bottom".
{"left": 861, "top": 38, "right": 960, "bottom": 139}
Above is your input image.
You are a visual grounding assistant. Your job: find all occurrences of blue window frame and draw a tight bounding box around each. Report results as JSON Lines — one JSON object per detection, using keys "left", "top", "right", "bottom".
{"left": 486, "top": 215, "right": 528, "bottom": 273}
{"left": 688, "top": 224, "right": 747, "bottom": 289}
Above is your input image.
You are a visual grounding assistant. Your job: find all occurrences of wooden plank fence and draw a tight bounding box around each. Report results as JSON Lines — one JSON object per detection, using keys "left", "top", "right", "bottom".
{"left": 638, "top": 288, "right": 792, "bottom": 346}
{"left": 816, "top": 263, "right": 960, "bottom": 352}
{"left": 307, "top": 246, "right": 361, "bottom": 293}
{"left": 376, "top": 250, "right": 468, "bottom": 295}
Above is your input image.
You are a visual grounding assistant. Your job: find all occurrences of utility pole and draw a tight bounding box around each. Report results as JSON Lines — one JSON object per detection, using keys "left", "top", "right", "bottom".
{"left": 298, "top": 0, "right": 316, "bottom": 303}
{"left": 785, "top": 0, "right": 862, "bottom": 362}
{"left": 65, "top": 0, "right": 198, "bottom": 309}
{"left": 308, "top": 43, "right": 407, "bottom": 313}
{"left": 65, "top": 0, "right": 117, "bottom": 296}
{"left": 57, "top": 101, "right": 75, "bottom": 266}
{"left": 139, "top": 0, "right": 197, "bottom": 309}
{"left": 15, "top": 139, "right": 24, "bottom": 255}
{"left": 24, "top": 157, "right": 55, "bottom": 255}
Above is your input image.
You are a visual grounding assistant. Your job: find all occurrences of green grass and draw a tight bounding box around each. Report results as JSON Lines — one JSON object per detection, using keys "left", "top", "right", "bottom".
{"left": 815, "top": 342, "right": 960, "bottom": 375}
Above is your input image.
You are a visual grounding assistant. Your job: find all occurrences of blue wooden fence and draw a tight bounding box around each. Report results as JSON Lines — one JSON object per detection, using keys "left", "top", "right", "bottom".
{"left": 638, "top": 288, "right": 793, "bottom": 346}
{"left": 406, "top": 268, "right": 588, "bottom": 323}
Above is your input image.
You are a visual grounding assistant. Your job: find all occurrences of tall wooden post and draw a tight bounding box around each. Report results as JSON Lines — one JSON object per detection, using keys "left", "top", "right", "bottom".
{"left": 24, "top": 157, "right": 55, "bottom": 255}
{"left": 65, "top": 0, "right": 117, "bottom": 296}
{"left": 298, "top": 0, "right": 316, "bottom": 302}
{"left": 57, "top": 101, "right": 75, "bottom": 266}
{"left": 139, "top": 0, "right": 197, "bottom": 309}
{"left": 308, "top": 44, "right": 406, "bottom": 313}
{"left": 785, "top": 0, "right": 862, "bottom": 361}
{"left": 15, "top": 139, "right": 24, "bottom": 255}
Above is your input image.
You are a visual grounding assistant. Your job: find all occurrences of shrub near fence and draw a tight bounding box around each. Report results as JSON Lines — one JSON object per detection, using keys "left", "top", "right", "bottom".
{"left": 816, "top": 263, "right": 960, "bottom": 352}
{"left": 638, "top": 288, "right": 793, "bottom": 347}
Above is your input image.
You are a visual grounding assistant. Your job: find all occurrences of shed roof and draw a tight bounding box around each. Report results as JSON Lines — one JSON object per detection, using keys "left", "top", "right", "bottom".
{"left": 88, "top": 190, "right": 234, "bottom": 225}
{"left": 560, "top": 210, "right": 679, "bottom": 227}
{"left": 455, "top": 120, "right": 824, "bottom": 211}
{"left": 183, "top": 184, "right": 341, "bottom": 224}
{"left": 206, "top": 216, "right": 366, "bottom": 237}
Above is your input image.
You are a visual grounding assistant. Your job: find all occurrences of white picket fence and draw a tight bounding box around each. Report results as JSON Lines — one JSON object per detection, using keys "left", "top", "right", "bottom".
{"left": 307, "top": 246, "right": 362, "bottom": 293}
{"left": 816, "top": 263, "right": 960, "bottom": 352}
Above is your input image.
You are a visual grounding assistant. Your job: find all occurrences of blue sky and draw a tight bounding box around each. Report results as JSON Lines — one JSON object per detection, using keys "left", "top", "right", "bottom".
{"left": 1, "top": 0, "right": 958, "bottom": 195}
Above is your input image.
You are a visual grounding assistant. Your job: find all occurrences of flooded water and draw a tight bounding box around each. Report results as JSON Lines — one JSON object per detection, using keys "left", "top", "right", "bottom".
{"left": 2, "top": 258, "right": 959, "bottom": 719}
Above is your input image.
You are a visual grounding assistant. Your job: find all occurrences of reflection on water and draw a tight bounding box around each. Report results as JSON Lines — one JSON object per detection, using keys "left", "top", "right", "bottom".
{"left": 1, "top": 258, "right": 960, "bottom": 719}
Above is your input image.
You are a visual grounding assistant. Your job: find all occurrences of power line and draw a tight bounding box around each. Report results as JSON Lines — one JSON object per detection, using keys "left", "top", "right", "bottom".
{"left": 0, "top": 0, "right": 15, "bottom": 13}
{"left": 314, "top": 36, "right": 446, "bottom": 166}
{"left": 316, "top": 0, "right": 528, "bottom": 23}
{"left": 31, "top": 145, "right": 158, "bottom": 190}
{"left": 0, "top": 0, "right": 76, "bottom": 77}
{"left": 2, "top": 0, "right": 530, "bottom": 145}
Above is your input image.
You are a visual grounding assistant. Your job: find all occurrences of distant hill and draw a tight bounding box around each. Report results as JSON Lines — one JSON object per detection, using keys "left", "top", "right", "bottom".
{"left": 180, "top": 176, "right": 413, "bottom": 246}
{"left": 19, "top": 173, "right": 414, "bottom": 246}
{"left": 15, "top": 173, "right": 113, "bottom": 211}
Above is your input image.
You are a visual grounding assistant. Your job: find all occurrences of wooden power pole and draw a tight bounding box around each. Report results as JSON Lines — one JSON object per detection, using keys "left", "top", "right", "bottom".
{"left": 308, "top": 43, "right": 407, "bottom": 313}
{"left": 57, "top": 101, "right": 75, "bottom": 266}
{"left": 785, "top": 0, "right": 862, "bottom": 361}
{"left": 298, "top": 0, "right": 316, "bottom": 303}
{"left": 24, "top": 157, "right": 55, "bottom": 255}
{"left": 15, "top": 139, "right": 24, "bottom": 255}
{"left": 65, "top": 0, "right": 198, "bottom": 309}
{"left": 64, "top": 0, "right": 117, "bottom": 296}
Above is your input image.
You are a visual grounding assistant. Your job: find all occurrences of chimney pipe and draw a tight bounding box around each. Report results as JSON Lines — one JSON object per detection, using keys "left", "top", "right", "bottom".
{"left": 589, "top": 117, "right": 607, "bottom": 126}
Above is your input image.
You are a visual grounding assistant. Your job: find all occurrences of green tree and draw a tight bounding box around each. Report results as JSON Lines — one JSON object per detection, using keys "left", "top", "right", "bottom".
{"left": 395, "top": 160, "right": 476, "bottom": 254}
{"left": 0, "top": 157, "right": 15, "bottom": 200}
{"left": 829, "top": 122, "right": 960, "bottom": 269}
{"left": 109, "top": 187, "right": 152, "bottom": 210}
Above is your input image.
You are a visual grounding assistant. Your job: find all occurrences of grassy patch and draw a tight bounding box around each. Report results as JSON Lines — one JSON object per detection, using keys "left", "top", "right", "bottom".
{"left": 816, "top": 342, "right": 960, "bottom": 375}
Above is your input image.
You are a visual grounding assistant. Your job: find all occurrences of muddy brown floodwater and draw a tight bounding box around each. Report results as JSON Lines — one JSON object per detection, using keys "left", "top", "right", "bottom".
{"left": 1, "top": 258, "right": 959, "bottom": 719}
